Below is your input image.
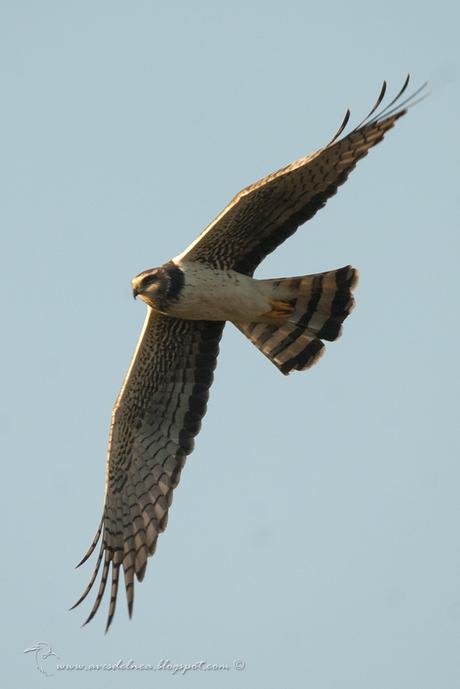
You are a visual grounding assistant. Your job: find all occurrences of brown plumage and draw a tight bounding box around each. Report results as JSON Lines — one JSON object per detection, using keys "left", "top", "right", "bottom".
{"left": 72, "top": 76, "right": 426, "bottom": 630}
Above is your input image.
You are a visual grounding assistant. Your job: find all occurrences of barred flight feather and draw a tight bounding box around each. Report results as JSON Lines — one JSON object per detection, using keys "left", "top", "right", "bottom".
{"left": 178, "top": 76, "right": 426, "bottom": 276}
{"left": 236, "top": 266, "right": 358, "bottom": 374}
{"left": 72, "top": 312, "right": 224, "bottom": 630}
{"left": 73, "top": 76, "right": 425, "bottom": 629}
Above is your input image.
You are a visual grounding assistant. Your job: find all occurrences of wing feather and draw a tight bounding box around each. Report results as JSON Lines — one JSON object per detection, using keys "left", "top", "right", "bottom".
{"left": 72, "top": 310, "right": 224, "bottom": 629}
{"left": 177, "top": 78, "right": 426, "bottom": 276}
{"left": 73, "top": 77, "right": 425, "bottom": 630}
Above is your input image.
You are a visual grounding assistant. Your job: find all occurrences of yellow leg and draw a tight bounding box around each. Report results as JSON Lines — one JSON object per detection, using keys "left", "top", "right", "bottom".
{"left": 265, "top": 299, "right": 294, "bottom": 319}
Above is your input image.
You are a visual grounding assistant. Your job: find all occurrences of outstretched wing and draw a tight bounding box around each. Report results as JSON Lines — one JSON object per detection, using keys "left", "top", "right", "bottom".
{"left": 72, "top": 310, "right": 224, "bottom": 630}
{"left": 177, "top": 77, "right": 426, "bottom": 276}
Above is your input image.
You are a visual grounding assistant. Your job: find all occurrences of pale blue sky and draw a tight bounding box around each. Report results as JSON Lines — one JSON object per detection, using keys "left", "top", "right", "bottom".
{"left": 2, "top": 1, "right": 459, "bottom": 687}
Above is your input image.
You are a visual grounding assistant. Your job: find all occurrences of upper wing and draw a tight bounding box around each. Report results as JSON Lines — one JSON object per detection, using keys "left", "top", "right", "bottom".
{"left": 71, "top": 309, "right": 225, "bottom": 630}
{"left": 177, "top": 77, "right": 426, "bottom": 276}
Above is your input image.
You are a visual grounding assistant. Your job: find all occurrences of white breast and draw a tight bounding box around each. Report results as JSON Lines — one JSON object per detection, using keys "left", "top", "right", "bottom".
{"left": 168, "top": 260, "right": 271, "bottom": 322}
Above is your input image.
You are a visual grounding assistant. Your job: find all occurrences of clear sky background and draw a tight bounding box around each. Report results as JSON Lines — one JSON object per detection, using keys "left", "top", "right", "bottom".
{"left": 2, "top": 1, "right": 459, "bottom": 687}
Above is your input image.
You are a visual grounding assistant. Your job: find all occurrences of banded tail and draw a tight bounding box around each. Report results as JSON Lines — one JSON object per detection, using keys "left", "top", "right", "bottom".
{"left": 235, "top": 265, "right": 358, "bottom": 375}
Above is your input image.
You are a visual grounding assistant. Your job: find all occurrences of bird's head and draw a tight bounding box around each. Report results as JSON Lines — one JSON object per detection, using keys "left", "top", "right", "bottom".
{"left": 131, "top": 268, "right": 164, "bottom": 307}
{"left": 131, "top": 262, "right": 184, "bottom": 311}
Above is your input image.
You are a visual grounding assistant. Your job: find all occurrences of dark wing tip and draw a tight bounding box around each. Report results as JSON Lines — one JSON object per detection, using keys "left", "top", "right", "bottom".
{"left": 365, "top": 74, "right": 428, "bottom": 127}
{"left": 75, "top": 518, "right": 103, "bottom": 568}
{"left": 69, "top": 599, "right": 83, "bottom": 612}
{"left": 127, "top": 587, "right": 134, "bottom": 618}
{"left": 104, "top": 563, "right": 121, "bottom": 633}
{"left": 81, "top": 559, "right": 111, "bottom": 627}
{"left": 105, "top": 610, "right": 114, "bottom": 634}
{"left": 367, "top": 80, "right": 388, "bottom": 119}
{"left": 74, "top": 549, "right": 111, "bottom": 628}
{"left": 327, "top": 74, "right": 427, "bottom": 148}
{"left": 70, "top": 541, "right": 104, "bottom": 611}
{"left": 81, "top": 605, "right": 98, "bottom": 627}
{"left": 328, "top": 108, "right": 351, "bottom": 145}
{"left": 402, "top": 73, "right": 411, "bottom": 93}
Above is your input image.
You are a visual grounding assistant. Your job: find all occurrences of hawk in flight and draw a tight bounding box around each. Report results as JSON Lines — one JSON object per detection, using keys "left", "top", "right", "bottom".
{"left": 72, "top": 76, "right": 425, "bottom": 630}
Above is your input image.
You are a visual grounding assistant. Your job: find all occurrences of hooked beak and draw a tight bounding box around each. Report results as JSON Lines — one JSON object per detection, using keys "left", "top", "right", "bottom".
{"left": 132, "top": 287, "right": 139, "bottom": 300}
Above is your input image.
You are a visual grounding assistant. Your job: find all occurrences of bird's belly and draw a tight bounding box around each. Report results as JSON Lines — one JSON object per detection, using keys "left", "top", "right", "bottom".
{"left": 167, "top": 265, "right": 270, "bottom": 322}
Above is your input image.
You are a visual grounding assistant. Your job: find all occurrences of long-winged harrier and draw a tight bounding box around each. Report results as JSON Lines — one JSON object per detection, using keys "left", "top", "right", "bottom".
{"left": 72, "top": 76, "right": 425, "bottom": 630}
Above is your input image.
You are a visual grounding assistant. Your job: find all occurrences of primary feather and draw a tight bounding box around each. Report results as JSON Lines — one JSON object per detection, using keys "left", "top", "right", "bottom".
{"left": 73, "top": 76, "right": 425, "bottom": 629}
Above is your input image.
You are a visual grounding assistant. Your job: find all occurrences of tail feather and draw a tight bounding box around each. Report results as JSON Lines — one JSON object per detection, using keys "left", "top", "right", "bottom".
{"left": 236, "top": 265, "right": 358, "bottom": 375}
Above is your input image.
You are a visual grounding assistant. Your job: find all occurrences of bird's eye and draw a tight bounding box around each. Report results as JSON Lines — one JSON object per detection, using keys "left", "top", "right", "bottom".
{"left": 140, "top": 274, "right": 158, "bottom": 289}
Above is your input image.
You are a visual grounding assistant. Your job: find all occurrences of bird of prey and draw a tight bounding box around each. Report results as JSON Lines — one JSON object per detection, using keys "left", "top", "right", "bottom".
{"left": 72, "top": 76, "right": 425, "bottom": 630}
